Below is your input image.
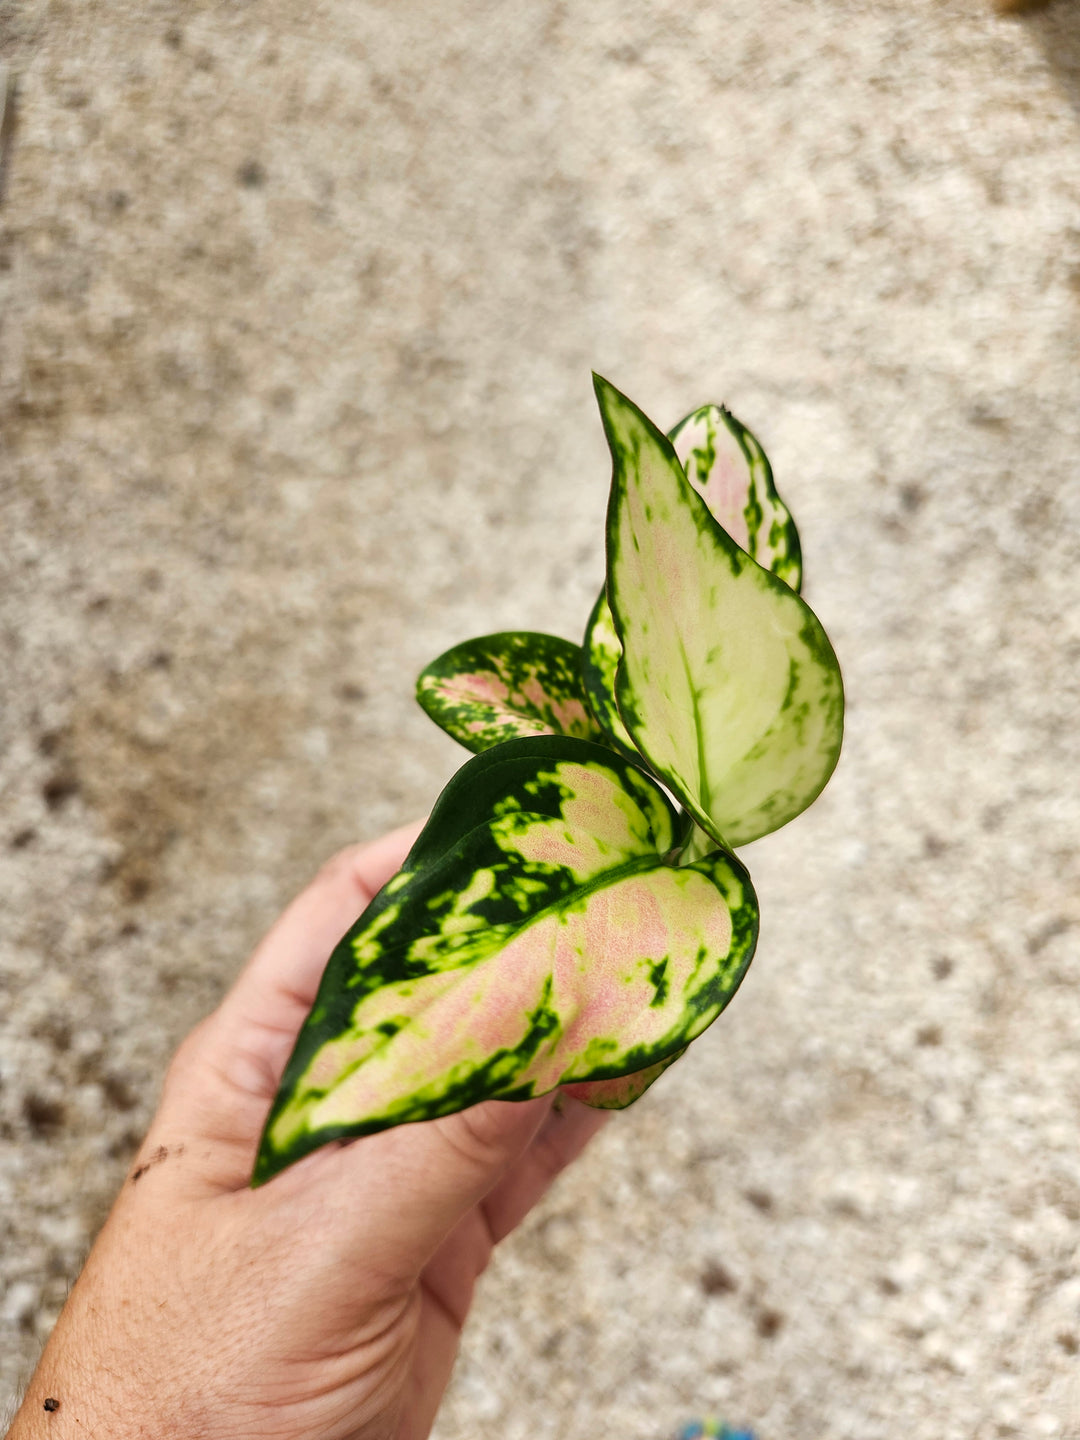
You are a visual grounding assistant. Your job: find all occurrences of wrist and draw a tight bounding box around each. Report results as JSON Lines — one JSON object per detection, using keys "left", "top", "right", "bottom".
{"left": 6, "top": 1266, "right": 188, "bottom": 1440}
{"left": 7, "top": 1327, "right": 136, "bottom": 1440}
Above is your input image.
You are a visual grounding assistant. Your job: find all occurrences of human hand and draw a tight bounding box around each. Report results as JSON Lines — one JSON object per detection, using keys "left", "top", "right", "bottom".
{"left": 8, "top": 825, "right": 608, "bottom": 1440}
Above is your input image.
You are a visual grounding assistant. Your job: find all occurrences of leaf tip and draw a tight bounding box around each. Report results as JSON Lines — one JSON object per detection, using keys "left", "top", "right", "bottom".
{"left": 591, "top": 371, "right": 619, "bottom": 410}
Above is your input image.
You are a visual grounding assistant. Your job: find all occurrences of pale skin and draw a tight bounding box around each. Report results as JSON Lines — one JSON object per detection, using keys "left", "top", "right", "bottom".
{"left": 7, "top": 823, "right": 608, "bottom": 1440}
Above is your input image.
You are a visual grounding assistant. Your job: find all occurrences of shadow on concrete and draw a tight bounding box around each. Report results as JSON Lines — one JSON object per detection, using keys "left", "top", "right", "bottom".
{"left": 1008, "top": 1, "right": 1080, "bottom": 121}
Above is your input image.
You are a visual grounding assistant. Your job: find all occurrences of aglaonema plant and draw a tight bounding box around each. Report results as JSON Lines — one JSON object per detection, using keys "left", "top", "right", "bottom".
{"left": 252, "top": 377, "right": 844, "bottom": 1185}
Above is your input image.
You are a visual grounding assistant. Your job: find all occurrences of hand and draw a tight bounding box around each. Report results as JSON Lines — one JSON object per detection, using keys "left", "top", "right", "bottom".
{"left": 8, "top": 825, "right": 608, "bottom": 1440}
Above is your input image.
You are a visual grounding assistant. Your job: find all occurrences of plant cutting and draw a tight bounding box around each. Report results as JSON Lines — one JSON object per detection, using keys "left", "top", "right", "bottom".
{"left": 253, "top": 377, "right": 844, "bottom": 1185}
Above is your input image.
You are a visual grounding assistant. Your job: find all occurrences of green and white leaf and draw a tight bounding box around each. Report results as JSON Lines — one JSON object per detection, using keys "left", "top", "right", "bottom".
{"left": 417, "top": 631, "right": 603, "bottom": 753}
{"left": 596, "top": 375, "right": 844, "bottom": 849}
{"left": 254, "top": 736, "right": 757, "bottom": 1183}
{"left": 668, "top": 404, "right": 802, "bottom": 593}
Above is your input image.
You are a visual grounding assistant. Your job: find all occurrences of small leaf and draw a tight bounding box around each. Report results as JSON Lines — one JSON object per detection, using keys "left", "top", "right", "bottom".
{"left": 561, "top": 1047, "right": 686, "bottom": 1109}
{"left": 668, "top": 404, "right": 802, "bottom": 592}
{"left": 581, "top": 591, "right": 638, "bottom": 760}
{"left": 254, "top": 736, "right": 757, "bottom": 1183}
{"left": 417, "top": 632, "right": 602, "bottom": 753}
{"left": 595, "top": 375, "right": 844, "bottom": 849}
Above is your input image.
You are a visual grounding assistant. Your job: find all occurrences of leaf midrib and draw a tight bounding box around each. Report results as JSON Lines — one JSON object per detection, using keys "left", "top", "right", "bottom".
{"left": 677, "top": 631, "right": 713, "bottom": 834}
{"left": 307, "top": 849, "right": 670, "bottom": 1100}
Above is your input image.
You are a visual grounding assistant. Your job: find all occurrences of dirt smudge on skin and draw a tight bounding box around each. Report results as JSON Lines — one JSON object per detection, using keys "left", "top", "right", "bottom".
{"left": 130, "top": 1142, "right": 184, "bottom": 1184}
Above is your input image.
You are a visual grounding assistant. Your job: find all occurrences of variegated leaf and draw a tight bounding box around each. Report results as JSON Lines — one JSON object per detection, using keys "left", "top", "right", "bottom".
{"left": 581, "top": 591, "right": 638, "bottom": 760}
{"left": 583, "top": 399, "right": 802, "bottom": 761}
{"left": 561, "top": 1046, "right": 686, "bottom": 1109}
{"left": 596, "top": 375, "right": 844, "bottom": 849}
{"left": 253, "top": 736, "right": 757, "bottom": 1183}
{"left": 417, "top": 631, "right": 602, "bottom": 753}
{"left": 678, "top": 822, "right": 721, "bottom": 867}
{"left": 668, "top": 404, "right": 802, "bottom": 593}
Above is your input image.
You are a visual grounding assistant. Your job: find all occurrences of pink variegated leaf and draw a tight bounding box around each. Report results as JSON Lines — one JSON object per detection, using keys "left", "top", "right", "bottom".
{"left": 254, "top": 737, "right": 756, "bottom": 1183}
{"left": 561, "top": 1047, "right": 686, "bottom": 1109}
{"left": 583, "top": 398, "right": 802, "bottom": 768}
{"left": 668, "top": 404, "right": 802, "bottom": 593}
{"left": 596, "top": 376, "right": 844, "bottom": 849}
{"left": 417, "top": 631, "right": 603, "bottom": 753}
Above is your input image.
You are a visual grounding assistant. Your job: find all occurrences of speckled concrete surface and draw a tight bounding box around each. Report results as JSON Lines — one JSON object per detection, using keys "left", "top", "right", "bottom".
{"left": 2, "top": 1, "right": 1080, "bottom": 1435}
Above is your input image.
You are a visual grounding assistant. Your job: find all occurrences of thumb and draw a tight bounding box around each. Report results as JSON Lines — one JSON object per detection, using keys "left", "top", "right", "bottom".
{"left": 265, "top": 1094, "right": 554, "bottom": 1278}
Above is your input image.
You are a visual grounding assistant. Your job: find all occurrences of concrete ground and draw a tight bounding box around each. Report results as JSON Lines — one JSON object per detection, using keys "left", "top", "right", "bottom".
{"left": 2, "top": 1, "right": 1080, "bottom": 1435}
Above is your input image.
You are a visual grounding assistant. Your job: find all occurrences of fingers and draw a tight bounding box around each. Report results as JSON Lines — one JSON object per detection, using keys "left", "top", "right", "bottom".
{"left": 223, "top": 821, "right": 424, "bottom": 1048}
{"left": 152, "top": 819, "right": 605, "bottom": 1240}
{"left": 268, "top": 1091, "right": 608, "bottom": 1289}
{"left": 271, "top": 1096, "right": 554, "bottom": 1279}
{"left": 151, "top": 826, "right": 422, "bottom": 1189}
{"left": 480, "top": 1095, "right": 609, "bottom": 1241}
{"left": 412, "top": 1098, "right": 608, "bottom": 1347}
{"left": 197, "top": 823, "right": 422, "bottom": 1095}
{"left": 395, "top": 1287, "right": 465, "bottom": 1440}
